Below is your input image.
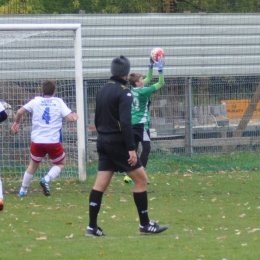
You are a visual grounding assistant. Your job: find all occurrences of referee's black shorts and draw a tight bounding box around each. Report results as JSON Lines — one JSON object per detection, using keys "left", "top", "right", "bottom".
{"left": 97, "top": 134, "right": 142, "bottom": 173}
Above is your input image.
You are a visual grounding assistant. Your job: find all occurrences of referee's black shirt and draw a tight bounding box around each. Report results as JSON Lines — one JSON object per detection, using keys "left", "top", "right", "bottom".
{"left": 95, "top": 76, "right": 136, "bottom": 151}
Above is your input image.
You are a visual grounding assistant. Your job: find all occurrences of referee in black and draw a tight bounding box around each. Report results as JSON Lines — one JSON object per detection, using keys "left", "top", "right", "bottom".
{"left": 85, "top": 55, "right": 168, "bottom": 236}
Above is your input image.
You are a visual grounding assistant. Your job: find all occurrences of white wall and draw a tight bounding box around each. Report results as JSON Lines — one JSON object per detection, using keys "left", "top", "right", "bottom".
{"left": 0, "top": 13, "right": 260, "bottom": 80}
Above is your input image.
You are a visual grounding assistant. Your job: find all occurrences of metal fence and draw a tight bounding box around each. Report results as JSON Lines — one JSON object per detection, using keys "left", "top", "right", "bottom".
{"left": 86, "top": 75, "right": 260, "bottom": 158}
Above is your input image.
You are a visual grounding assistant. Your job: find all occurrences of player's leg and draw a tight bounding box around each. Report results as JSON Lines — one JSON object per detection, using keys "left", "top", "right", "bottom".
{"left": 140, "top": 129, "right": 151, "bottom": 168}
{"left": 39, "top": 162, "right": 63, "bottom": 196}
{"left": 102, "top": 136, "right": 166, "bottom": 235}
{"left": 132, "top": 125, "right": 143, "bottom": 154}
{"left": 40, "top": 143, "right": 65, "bottom": 196}
{"left": 86, "top": 135, "right": 116, "bottom": 237}
{"left": 127, "top": 167, "right": 168, "bottom": 235}
{"left": 86, "top": 170, "right": 113, "bottom": 237}
{"left": 125, "top": 128, "right": 151, "bottom": 185}
{"left": 0, "top": 176, "right": 4, "bottom": 211}
{"left": 127, "top": 167, "right": 148, "bottom": 226}
{"left": 140, "top": 140, "right": 151, "bottom": 183}
{"left": 127, "top": 167, "right": 148, "bottom": 192}
{"left": 18, "top": 142, "right": 43, "bottom": 197}
{"left": 42, "top": 159, "right": 65, "bottom": 183}
{"left": 140, "top": 129, "right": 151, "bottom": 183}
{"left": 19, "top": 160, "right": 40, "bottom": 197}
{"left": 124, "top": 126, "right": 142, "bottom": 184}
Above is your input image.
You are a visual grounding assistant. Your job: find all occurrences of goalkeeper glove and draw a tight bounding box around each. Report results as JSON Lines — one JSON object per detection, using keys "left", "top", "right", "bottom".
{"left": 148, "top": 57, "right": 154, "bottom": 69}
{"left": 155, "top": 55, "right": 165, "bottom": 73}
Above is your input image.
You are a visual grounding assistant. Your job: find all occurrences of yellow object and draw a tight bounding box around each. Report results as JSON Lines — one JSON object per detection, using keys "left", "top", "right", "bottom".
{"left": 221, "top": 99, "right": 260, "bottom": 119}
{"left": 124, "top": 176, "right": 133, "bottom": 184}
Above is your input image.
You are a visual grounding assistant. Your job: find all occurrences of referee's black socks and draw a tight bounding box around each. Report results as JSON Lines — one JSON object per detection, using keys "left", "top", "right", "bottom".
{"left": 89, "top": 189, "right": 103, "bottom": 228}
{"left": 133, "top": 191, "right": 150, "bottom": 227}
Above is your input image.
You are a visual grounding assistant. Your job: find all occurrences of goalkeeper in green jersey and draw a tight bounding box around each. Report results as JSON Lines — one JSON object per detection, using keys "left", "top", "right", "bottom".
{"left": 126, "top": 55, "right": 165, "bottom": 183}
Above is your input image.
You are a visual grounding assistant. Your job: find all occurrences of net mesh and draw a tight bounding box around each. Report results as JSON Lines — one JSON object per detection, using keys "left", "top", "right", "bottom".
{"left": 0, "top": 29, "right": 79, "bottom": 180}
{"left": 0, "top": 31, "right": 47, "bottom": 46}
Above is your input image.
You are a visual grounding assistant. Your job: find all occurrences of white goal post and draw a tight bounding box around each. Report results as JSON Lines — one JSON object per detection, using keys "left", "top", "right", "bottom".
{"left": 0, "top": 24, "right": 86, "bottom": 182}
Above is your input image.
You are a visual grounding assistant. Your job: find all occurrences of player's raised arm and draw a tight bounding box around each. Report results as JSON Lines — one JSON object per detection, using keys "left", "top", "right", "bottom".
{"left": 153, "top": 54, "right": 165, "bottom": 91}
{"left": 144, "top": 57, "right": 154, "bottom": 85}
{"left": 11, "top": 107, "right": 27, "bottom": 133}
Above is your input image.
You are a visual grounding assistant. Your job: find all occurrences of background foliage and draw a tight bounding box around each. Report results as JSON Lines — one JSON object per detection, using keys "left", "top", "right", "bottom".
{"left": 0, "top": 0, "right": 260, "bottom": 14}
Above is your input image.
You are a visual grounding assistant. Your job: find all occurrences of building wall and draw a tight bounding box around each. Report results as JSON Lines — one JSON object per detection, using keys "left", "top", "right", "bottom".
{"left": 0, "top": 13, "right": 260, "bottom": 80}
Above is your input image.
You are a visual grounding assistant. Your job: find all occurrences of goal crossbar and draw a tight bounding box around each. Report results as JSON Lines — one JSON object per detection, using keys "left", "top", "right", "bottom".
{"left": 0, "top": 23, "right": 81, "bottom": 31}
{"left": 0, "top": 23, "right": 86, "bottom": 182}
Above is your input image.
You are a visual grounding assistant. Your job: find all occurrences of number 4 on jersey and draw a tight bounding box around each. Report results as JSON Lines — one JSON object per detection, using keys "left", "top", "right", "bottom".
{"left": 42, "top": 107, "right": 51, "bottom": 124}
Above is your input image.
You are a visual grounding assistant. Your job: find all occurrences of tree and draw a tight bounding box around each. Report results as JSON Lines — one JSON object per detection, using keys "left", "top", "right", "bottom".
{"left": 0, "top": 0, "right": 44, "bottom": 14}
{"left": 0, "top": 0, "right": 260, "bottom": 14}
{"left": 76, "top": 0, "right": 162, "bottom": 13}
{"left": 40, "top": 0, "right": 79, "bottom": 14}
{"left": 172, "top": 0, "right": 260, "bottom": 13}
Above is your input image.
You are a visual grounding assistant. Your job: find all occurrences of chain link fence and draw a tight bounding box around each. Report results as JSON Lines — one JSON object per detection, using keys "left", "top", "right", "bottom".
{"left": 85, "top": 75, "right": 260, "bottom": 159}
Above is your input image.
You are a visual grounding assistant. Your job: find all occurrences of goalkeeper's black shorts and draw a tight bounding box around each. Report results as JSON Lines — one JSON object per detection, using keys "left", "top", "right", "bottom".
{"left": 132, "top": 123, "right": 151, "bottom": 143}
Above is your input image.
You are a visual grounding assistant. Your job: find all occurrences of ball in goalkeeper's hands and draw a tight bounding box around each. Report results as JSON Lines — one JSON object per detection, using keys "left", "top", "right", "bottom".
{"left": 150, "top": 48, "right": 165, "bottom": 63}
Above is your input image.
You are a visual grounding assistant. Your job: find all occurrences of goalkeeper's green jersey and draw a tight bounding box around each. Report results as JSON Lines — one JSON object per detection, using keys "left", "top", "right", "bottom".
{"left": 131, "top": 68, "right": 165, "bottom": 130}
{"left": 131, "top": 85, "right": 157, "bottom": 130}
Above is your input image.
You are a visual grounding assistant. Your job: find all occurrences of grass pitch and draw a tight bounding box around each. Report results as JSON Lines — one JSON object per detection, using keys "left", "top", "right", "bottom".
{"left": 1, "top": 153, "right": 260, "bottom": 259}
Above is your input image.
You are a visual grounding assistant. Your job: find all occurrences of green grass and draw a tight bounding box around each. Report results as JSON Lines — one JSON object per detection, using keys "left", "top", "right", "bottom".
{"left": 1, "top": 154, "right": 260, "bottom": 259}
{"left": 2, "top": 151, "right": 260, "bottom": 178}
{"left": 148, "top": 152, "right": 260, "bottom": 172}
{"left": 86, "top": 151, "right": 260, "bottom": 175}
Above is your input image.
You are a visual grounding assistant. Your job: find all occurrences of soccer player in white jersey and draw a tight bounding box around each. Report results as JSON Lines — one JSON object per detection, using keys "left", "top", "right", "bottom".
{"left": 11, "top": 80, "right": 78, "bottom": 197}
{"left": 0, "top": 101, "right": 8, "bottom": 210}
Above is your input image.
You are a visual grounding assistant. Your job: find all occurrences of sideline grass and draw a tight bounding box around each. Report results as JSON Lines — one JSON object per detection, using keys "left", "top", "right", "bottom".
{"left": 1, "top": 159, "right": 260, "bottom": 259}
{"left": 85, "top": 152, "right": 260, "bottom": 175}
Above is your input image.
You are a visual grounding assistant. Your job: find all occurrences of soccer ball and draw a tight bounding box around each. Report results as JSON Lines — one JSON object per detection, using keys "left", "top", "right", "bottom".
{"left": 150, "top": 48, "right": 165, "bottom": 63}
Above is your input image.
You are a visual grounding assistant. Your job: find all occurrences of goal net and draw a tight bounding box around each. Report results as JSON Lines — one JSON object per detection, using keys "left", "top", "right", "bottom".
{"left": 0, "top": 24, "right": 86, "bottom": 182}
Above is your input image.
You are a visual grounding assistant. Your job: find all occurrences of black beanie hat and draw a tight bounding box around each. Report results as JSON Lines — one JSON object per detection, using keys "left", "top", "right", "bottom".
{"left": 111, "top": 55, "right": 130, "bottom": 77}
